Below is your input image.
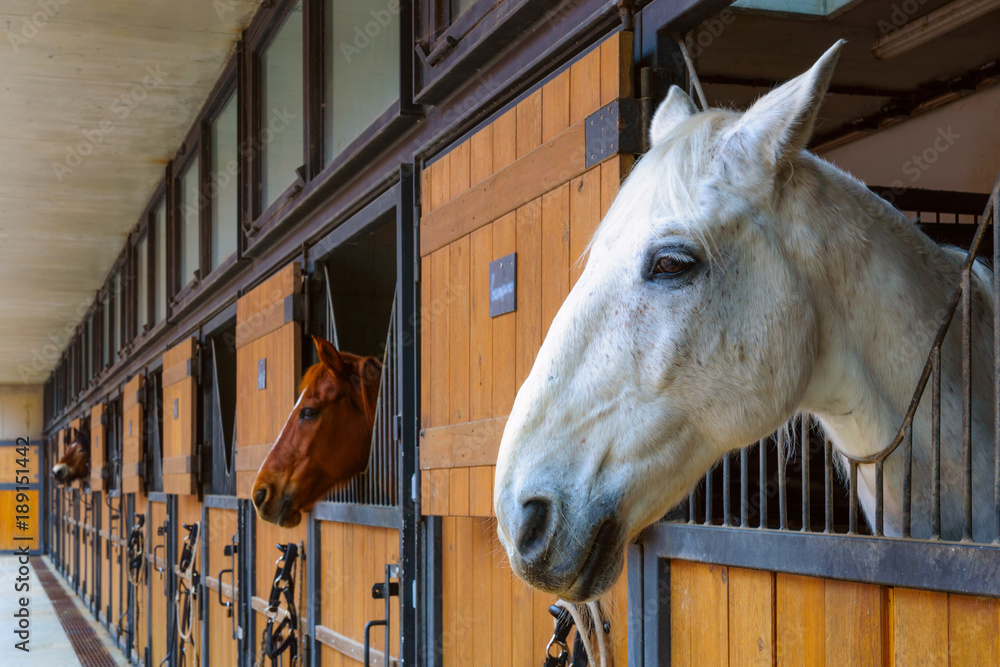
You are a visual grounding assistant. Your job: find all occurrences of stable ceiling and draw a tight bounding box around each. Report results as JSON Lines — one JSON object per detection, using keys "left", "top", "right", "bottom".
{"left": 695, "top": 0, "right": 1000, "bottom": 151}
{"left": 0, "top": 0, "right": 261, "bottom": 384}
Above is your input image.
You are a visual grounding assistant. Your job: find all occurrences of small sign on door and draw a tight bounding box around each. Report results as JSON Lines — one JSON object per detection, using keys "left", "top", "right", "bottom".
{"left": 258, "top": 358, "right": 267, "bottom": 390}
{"left": 489, "top": 252, "right": 516, "bottom": 317}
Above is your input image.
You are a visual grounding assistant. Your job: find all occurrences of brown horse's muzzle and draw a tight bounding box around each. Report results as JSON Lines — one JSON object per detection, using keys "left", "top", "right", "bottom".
{"left": 52, "top": 464, "right": 70, "bottom": 484}
{"left": 252, "top": 478, "right": 303, "bottom": 528}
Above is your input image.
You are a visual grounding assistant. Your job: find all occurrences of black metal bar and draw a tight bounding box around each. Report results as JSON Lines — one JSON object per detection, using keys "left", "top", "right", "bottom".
{"left": 722, "top": 455, "right": 731, "bottom": 527}
{"left": 758, "top": 438, "right": 767, "bottom": 529}
{"left": 932, "top": 346, "right": 942, "bottom": 539}
{"left": 740, "top": 448, "right": 748, "bottom": 528}
{"left": 962, "top": 268, "right": 974, "bottom": 541}
{"left": 995, "top": 189, "right": 1000, "bottom": 543}
{"left": 644, "top": 523, "right": 1000, "bottom": 599}
{"left": 848, "top": 460, "right": 859, "bottom": 535}
{"left": 801, "top": 416, "right": 810, "bottom": 532}
{"left": 824, "top": 437, "right": 833, "bottom": 534}
{"left": 903, "top": 423, "right": 913, "bottom": 538}
{"left": 703, "top": 466, "right": 712, "bottom": 526}
{"left": 778, "top": 431, "right": 787, "bottom": 531}
{"left": 875, "top": 461, "right": 884, "bottom": 537}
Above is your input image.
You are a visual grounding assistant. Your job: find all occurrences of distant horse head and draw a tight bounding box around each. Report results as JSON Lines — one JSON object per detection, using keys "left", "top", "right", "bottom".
{"left": 253, "top": 336, "right": 382, "bottom": 527}
{"left": 53, "top": 430, "right": 90, "bottom": 485}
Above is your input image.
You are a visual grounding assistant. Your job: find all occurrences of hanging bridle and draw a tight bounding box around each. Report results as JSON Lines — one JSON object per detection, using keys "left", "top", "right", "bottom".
{"left": 176, "top": 522, "right": 201, "bottom": 667}
{"left": 543, "top": 600, "right": 614, "bottom": 667}
{"left": 256, "top": 542, "right": 301, "bottom": 667}
{"left": 126, "top": 513, "right": 145, "bottom": 586}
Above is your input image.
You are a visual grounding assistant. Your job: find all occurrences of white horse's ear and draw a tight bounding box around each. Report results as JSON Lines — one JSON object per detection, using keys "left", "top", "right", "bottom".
{"left": 649, "top": 86, "right": 699, "bottom": 146}
{"left": 726, "top": 40, "right": 844, "bottom": 165}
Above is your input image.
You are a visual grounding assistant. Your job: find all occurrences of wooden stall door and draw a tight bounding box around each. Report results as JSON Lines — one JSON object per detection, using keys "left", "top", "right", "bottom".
{"left": 147, "top": 499, "right": 170, "bottom": 666}
{"left": 668, "top": 561, "right": 1000, "bottom": 666}
{"left": 418, "top": 30, "right": 634, "bottom": 667}
{"left": 317, "top": 523, "right": 401, "bottom": 666}
{"left": 0, "top": 438, "right": 40, "bottom": 551}
{"left": 233, "top": 263, "right": 310, "bottom": 655}
{"left": 122, "top": 376, "right": 144, "bottom": 495}
{"left": 163, "top": 339, "right": 198, "bottom": 495}
{"left": 175, "top": 494, "right": 203, "bottom": 664}
{"left": 205, "top": 506, "right": 240, "bottom": 666}
{"left": 90, "top": 403, "right": 106, "bottom": 490}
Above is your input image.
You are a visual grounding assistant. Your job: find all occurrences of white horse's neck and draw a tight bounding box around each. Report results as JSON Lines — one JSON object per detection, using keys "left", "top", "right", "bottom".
{"left": 793, "top": 156, "right": 992, "bottom": 539}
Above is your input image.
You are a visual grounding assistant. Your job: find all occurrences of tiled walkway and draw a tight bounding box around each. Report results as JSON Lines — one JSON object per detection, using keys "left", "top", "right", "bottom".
{"left": 0, "top": 554, "right": 128, "bottom": 666}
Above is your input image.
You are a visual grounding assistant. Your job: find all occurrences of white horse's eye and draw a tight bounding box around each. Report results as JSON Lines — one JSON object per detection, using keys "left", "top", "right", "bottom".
{"left": 652, "top": 255, "right": 695, "bottom": 277}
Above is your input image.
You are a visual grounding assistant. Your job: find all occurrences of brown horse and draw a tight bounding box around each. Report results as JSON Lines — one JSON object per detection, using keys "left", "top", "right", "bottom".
{"left": 252, "top": 336, "right": 382, "bottom": 527}
{"left": 53, "top": 431, "right": 90, "bottom": 486}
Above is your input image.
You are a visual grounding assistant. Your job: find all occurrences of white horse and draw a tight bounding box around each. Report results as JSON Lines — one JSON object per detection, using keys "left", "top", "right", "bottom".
{"left": 493, "top": 41, "right": 996, "bottom": 602}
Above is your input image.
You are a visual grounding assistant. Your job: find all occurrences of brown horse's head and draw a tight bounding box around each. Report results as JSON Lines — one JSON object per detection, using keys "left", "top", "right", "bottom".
{"left": 252, "top": 336, "right": 382, "bottom": 527}
{"left": 53, "top": 431, "right": 90, "bottom": 485}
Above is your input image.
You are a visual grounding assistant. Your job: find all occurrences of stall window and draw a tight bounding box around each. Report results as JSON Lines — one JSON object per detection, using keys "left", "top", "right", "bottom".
{"left": 154, "top": 199, "right": 167, "bottom": 323}
{"left": 146, "top": 370, "right": 164, "bottom": 493}
{"left": 115, "top": 273, "right": 125, "bottom": 355}
{"left": 450, "top": 0, "right": 475, "bottom": 20}
{"left": 179, "top": 158, "right": 201, "bottom": 289}
{"left": 260, "top": 1, "right": 304, "bottom": 210}
{"left": 324, "top": 0, "right": 400, "bottom": 163}
{"left": 202, "top": 320, "right": 238, "bottom": 495}
{"left": 210, "top": 92, "right": 239, "bottom": 270}
{"left": 136, "top": 232, "right": 149, "bottom": 335}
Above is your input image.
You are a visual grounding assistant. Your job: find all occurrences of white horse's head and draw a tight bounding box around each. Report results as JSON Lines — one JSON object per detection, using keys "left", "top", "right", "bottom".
{"left": 494, "top": 42, "right": 846, "bottom": 601}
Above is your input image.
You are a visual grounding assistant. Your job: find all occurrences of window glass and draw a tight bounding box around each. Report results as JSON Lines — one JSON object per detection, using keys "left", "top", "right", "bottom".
{"left": 179, "top": 158, "right": 201, "bottom": 287}
{"left": 261, "top": 2, "right": 304, "bottom": 209}
{"left": 115, "top": 274, "right": 124, "bottom": 354}
{"left": 324, "top": 0, "right": 399, "bottom": 163}
{"left": 137, "top": 235, "right": 148, "bottom": 334}
{"left": 103, "top": 294, "right": 111, "bottom": 367}
{"left": 211, "top": 92, "right": 239, "bottom": 270}
{"left": 86, "top": 318, "right": 93, "bottom": 381}
{"left": 155, "top": 200, "right": 167, "bottom": 323}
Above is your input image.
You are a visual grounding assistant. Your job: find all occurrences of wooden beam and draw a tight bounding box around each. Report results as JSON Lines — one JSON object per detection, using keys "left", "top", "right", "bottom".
{"left": 419, "top": 417, "right": 507, "bottom": 469}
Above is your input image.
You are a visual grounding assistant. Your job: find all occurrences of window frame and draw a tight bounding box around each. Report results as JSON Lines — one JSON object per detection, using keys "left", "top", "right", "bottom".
{"left": 171, "top": 139, "right": 204, "bottom": 304}
{"left": 202, "top": 58, "right": 243, "bottom": 286}
{"left": 243, "top": 0, "right": 419, "bottom": 246}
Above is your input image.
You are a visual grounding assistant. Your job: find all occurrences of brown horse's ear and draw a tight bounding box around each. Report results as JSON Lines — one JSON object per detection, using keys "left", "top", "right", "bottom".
{"left": 313, "top": 336, "right": 346, "bottom": 375}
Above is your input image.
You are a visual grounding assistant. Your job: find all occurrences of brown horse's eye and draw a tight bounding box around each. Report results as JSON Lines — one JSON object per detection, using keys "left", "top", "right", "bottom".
{"left": 652, "top": 255, "right": 694, "bottom": 277}
{"left": 299, "top": 407, "right": 319, "bottom": 421}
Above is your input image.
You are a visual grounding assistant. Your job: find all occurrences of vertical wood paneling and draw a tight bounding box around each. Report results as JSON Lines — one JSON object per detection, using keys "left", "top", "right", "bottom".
{"left": 728, "top": 567, "right": 775, "bottom": 666}
{"left": 514, "top": 200, "right": 542, "bottom": 388}
{"left": 442, "top": 517, "right": 458, "bottom": 667}
{"left": 600, "top": 31, "right": 633, "bottom": 105}
{"left": 776, "top": 573, "right": 825, "bottom": 666}
{"left": 207, "top": 508, "right": 239, "bottom": 667}
{"left": 569, "top": 168, "right": 603, "bottom": 286}
{"left": 468, "top": 465, "right": 493, "bottom": 517}
{"left": 421, "top": 164, "right": 434, "bottom": 214}
{"left": 570, "top": 46, "right": 601, "bottom": 125}
{"left": 824, "top": 580, "right": 885, "bottom": 666}
{"left": 450, "top": 140, "right": 471, "bottom": 198}
{"left": 491, "top": 522, "right": 513, "bottom": 666}
{"left": 515, "top": 89, "right": 542, "bottom": 159}
{"left": 541, "top": 183, "right": 570, "bottom": 335}
{"left": 948, "top": 594, "right": 999, "bottom": 664}
{"left": 430, "top": 153, "right": 450, "bottom": 210}
{"left": 542, "top": 71, "right": 570, "bottom": 142}
{"left": 671, "top": 561, "right": 729, "bottom": 667}
{"left": 448, "top": 238, "right": 470, "bottom": 425}
{"left": 470, "top": 125, "right": 494, "bottom": 186}
{"left": 420, "top": 255, "right": 432, "bottom": 428}
{"left": 511, "top": 577, "right": 534, "bottom": 667}
{"left": 454, "top": 518, "right": 474, "bottom": 666}
{"left": 471, "top": 518, "right": 493, "bottom": 666}
{"left": 892, "top": 588, "right": 949, "bottom": 665}
{"left": 469, "top": 226, "right": 493, "bottom": 422}
{"left": 492, "top": 108, "right": 517, "bottom": 173}
{"left": 429, "top": 248, "right": 450, "bottom": 427}
{"left": 491, "top": 213, "right": 517, "bottom": 417}
{"left": 449, "top": 467, "right": 470, "bottom": 516}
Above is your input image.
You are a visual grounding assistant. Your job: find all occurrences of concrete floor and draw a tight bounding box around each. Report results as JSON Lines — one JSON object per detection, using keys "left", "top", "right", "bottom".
{"left": 0, "top": 554, "right": 128, "bottom": 665}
